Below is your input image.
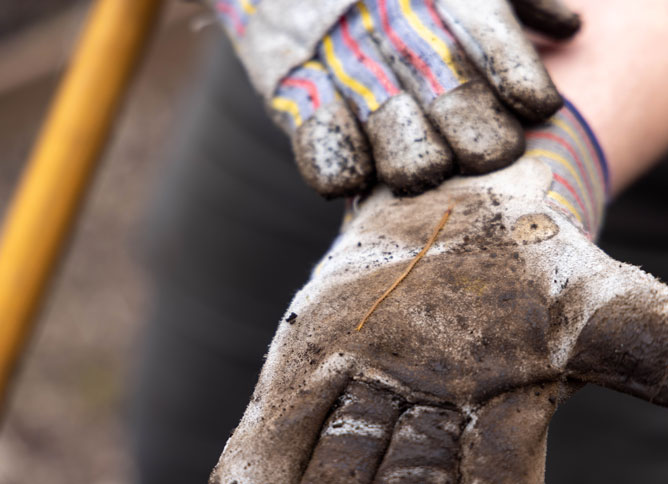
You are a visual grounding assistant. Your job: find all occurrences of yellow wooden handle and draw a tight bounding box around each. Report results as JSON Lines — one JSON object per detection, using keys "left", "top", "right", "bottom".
{"left": 0, "top": 0, "right": 164, "bottom": 409}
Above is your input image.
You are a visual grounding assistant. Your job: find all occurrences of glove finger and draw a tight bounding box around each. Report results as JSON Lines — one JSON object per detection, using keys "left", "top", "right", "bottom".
{"left": 435, "top": 0, "right": 562, "bottom": 121}
{"left": 429, "top": 80, "right": 525, "bottom": 174}
{"left": 301, "top": 381, "right": 403, "bottom": 484}
{"left": 361, "top": 0, "right": 474, "bottom": 107}
{"left": 318, "top": 8, "right": 401, "bottom": 124}
{"left": 210, "top": 351, "right": 355, "bottom": 483}
{"left": 459, "top": 385, "right": 559, "bottom": 482}
{"left": 367, "top": 92, "right": 453, "bottom": 196}
{"left": 374, "top": 405, "right": 463, "bottom": 483}
{"left": 362, "top": 0, "right": 524, "bottom": 175}
{"left": 272, "top": 61, "right": 375, "bottom": 198}
{"left": 510, "top": 0, "right": 581, "bottom": 40}
{"left": 319, "top": 6, "right": 453, "bottom": 196}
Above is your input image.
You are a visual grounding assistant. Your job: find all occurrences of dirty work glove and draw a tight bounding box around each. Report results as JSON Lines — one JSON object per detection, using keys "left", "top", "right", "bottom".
{"left": 211, "top": 0, "right": 581, "bottom": 197}
{"left": 210, "top": 101, "right": 668, "bottom": 483}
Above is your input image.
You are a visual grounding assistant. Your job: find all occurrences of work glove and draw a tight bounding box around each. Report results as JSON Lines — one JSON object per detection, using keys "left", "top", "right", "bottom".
{"left": 210, "top": 0, "right": 581, "bottom": 197}
{"left": 210, "top": 101, "right": 668, "bottom": 483}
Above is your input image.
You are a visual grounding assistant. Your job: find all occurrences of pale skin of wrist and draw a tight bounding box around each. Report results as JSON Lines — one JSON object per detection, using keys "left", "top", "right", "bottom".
{"left": 540, "top": 0, "right": 668, "bottom": 197}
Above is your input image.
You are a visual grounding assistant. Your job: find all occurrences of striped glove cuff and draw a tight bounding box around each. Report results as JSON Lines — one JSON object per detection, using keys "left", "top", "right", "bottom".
{"left": 527, "top": 98, "right": 609, "bottom": 240}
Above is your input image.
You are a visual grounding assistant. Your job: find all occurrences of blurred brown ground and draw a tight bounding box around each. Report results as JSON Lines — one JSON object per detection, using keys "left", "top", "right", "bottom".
{"left": 0, "top": 2, "right": 217, "bottom": 482}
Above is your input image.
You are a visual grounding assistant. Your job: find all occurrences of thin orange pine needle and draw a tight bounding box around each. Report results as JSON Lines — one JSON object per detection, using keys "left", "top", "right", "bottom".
{"left": 356, "top": 205, "right": 454, "bottom": 331}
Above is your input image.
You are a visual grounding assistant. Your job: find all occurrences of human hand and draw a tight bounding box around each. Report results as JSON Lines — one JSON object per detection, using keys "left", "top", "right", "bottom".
{"left": 209, "top": 103, "right": 668, "bottom": 483}
{"left": 211, "top": 0, "right": 581, "bottom": 197}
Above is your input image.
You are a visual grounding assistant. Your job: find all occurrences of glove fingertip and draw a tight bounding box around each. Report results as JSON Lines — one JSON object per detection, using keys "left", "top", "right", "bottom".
{"left": 506, "top": 83, "right": 564, "bottom": 123}
{"left": 429, "top": 80, "right": 525, "bottom": 175}
{"left": 367, "top": 93, "right": 454, "bottom": 197}
{"left": 511, "top": 0, "right": 582, "bottom": 40}
{"left": 293, "top": 102, "right": 375, "bottom": 199}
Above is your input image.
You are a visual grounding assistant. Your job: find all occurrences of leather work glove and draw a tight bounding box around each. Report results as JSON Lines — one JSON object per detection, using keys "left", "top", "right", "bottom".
{"left": 210, "top": 0, "right": 581, "bottom": 197}
{"left": 209, "top": 102, "right": 668, "bottom": 483}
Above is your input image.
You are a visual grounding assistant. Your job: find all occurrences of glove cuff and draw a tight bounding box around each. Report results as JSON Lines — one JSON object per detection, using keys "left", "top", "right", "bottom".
{"left": 561, "top": 97, "right": 610, "bottom": 194}
{"left": 526, "top": 97, "right": 609, "bottom": 240}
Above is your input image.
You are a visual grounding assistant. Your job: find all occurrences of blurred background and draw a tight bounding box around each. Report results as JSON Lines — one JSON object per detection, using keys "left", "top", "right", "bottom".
{"left": 0, "top": 1, "right": 666, "bottom": 483}
{"left": 0, "top": 1, "right": 220, "bottom": 482}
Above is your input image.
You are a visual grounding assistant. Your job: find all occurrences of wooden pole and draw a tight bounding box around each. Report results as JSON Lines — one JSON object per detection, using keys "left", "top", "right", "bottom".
{"left": 0, "top": 0, "right": 165, "bottom": 412}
